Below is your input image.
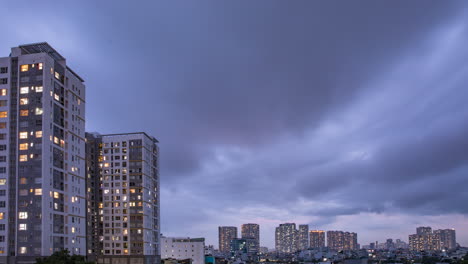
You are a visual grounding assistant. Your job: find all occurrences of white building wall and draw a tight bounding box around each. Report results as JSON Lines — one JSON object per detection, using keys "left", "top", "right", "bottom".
{"left": 161, "top": 237, "right": 205, "bottom": 264}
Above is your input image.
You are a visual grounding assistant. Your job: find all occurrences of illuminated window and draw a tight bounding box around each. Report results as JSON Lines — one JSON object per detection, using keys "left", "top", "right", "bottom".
{"left": 0, "top": 112, "right": 7, "bottom": 118}
{"left": 20, "top": 87, "right": 29, "bottom": 94}
{"left": 35, "top": 108, "right": 43, "bottom": 115}
{"left": 36, "top": 86, "right": 43, "bottom": 92}
{"left": 19, "top": 177, "right": 27, "bottom": 184}
{"left": 19, "top": 155, "right": 27, "bottom": 162}
{"left": 71, "top": 227, "right": 75, "bottom": 233}
{"left": 19, "top": 143, "right": 28, "bottom": 150}
{"left": 35, "top": 189, "right": 42, "bottom": 195}
{"left": 19, "top": 98, "right": 28, "bottom": 105}
{"left": 53, "top": 192, "right": 59, "bottom": 198}
{"left": 18, "top": 212, "right": 28, "bottom": 219}
{"left": 35, "top": 131, "right": 42, "bottom": 138}
{"left": 0, "top": 89, "right": 6, "bottom": 96}
{"left": 20, "top": 65, "right": 28, "bottom": 72}
{"left": 19, "top": 132, "right": 28, "bottom": 139}
{"left": 0, "top": 179, "right": 5, "bottom": 185}
{"left": 0, "top": 213, "right": 3, "bottom": 219}
{"left": 55, "top": 72, "right": 60, "bottom": 79}
{"left": 19, "top": 247, "right": 27, "bottom": 254}
{"left": 38, "top": 63, "right": 43, "bottom": 70}
{"left": 19, "top": 224, "right": 27, "bottom": 230}
{"left": 19, "top": 110, "right": 28, "bottom": 116}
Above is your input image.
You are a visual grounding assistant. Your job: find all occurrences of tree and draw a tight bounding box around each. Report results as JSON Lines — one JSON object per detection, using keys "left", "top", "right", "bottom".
{"left": 36, "top": 249, "right": 94, "bottom": 264}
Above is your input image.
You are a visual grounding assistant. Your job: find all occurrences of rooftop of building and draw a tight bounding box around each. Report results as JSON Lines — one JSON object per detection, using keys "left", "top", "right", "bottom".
{"left": 16, "top": 42, "right": 85, "bottom": 82}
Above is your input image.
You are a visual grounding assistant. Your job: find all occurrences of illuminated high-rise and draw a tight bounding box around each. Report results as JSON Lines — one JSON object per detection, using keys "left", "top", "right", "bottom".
{"left": 275, "top": 223, "right": 298, "bottom": 253}
{"left": 309, "top": 230, "right": 325, "bottom": 249}
{"left": 0, "top": 43, "right": 86, "bottom": 262}
{"left": 219, "top": 226, "right": 237, "bottom": 253}
{"left": 86, "top": 132, "right": 160, "bottom": 264}
{"left": 241, "top": 223, "right": 260, "bottom": 253}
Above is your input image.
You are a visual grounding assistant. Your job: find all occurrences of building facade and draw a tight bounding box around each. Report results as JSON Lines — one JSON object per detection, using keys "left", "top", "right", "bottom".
{"left": 298, "top": 225, "right": 309, "bottom": 251}
{"left": 218, "top": 226, "right": 237, "bottom": 253}
{"left": 86, "top": 132, "right": 160, "bottom": 264}
{"left": 309, "top": 230, "right": 325, "bottom": 249}
{"left": 0, "top": 43, "right": 86, "bottom": 263}
{"left": 241, "top": 223, "right": 260, "bottom": 253}
{"left": 161, "top": 237, "right": 205, "bottom": 264}
{"left": 409, "top": 227, "right": 456, "bottom": 251}
{"left": 275, "top": 223, "right": 298, "bottom": 253}
{"left": 327, "top": 231, "right": 358, "bottom": 251}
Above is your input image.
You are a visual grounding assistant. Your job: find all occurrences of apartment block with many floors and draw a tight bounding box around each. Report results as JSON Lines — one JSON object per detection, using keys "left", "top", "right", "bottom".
{"left": 86, "top": 132, "right": 160, "bottom": 264}
{"left": 0, "top": 42, "right": 86, "bottom": 263}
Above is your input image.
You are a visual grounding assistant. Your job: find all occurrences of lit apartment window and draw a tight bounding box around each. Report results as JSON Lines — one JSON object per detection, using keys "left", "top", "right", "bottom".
{"left": 20, "top": 98, "right": 28, "bottom": 105}
{"left": 71, "top": 227, "right": 75, "bottom": 233}
{"left": 18, "top": 212, "right": 28, "bottom": 219}
{"left": 0, "top": 89, "right": 6, "bottom": 96}
{"left": 0, "top": 122, "right": 5, "bottom": 129}
{"left": 20, "top": 65, "right": 28, "bottom": 72}
{"left": 0, "top": 179, "right": 5, "bottom": 185}
{"left": 20, "top": 110, "right": 28, "bottom": 116}
{"left": 19, "top": 177, "right": 27, "bottom": 184}
{"left": 38, "top": 63, "right": 43, "bottom": 70}
{"left": 19, "top": 132, "right": 28, "bottom": 139}
{"left": 19, "top": 155, "right": 27, "bottom": 162}
{"left": 35, "top": 189, "right": 42, "bottom": 195}
{"left": 19, "top": 247, "right": 27, "bottom": 254}
{"left": 0, "top": 112, "right": 7, "bottom": 118}
{"left": 35, "top": 131, "right": 42, "bottom": 138}
{"left": 19, "top": 143, "right": 28, "bottom": 150}
{"left": 19, "top": 224, "right": 27, "bottom": 230}
{"left": 0, "top": 213, "right": 3, "bottom": 219}
{"left": 35, "top": 108, "right": 43, "bottom": 115}
{"left": 20, "top": 87, "right": 29, "bottom": 94}
{"left": 36, "top": 86, "right": 43, "bottom": 92}
{"left": 55, "top": 72, "right": 60, "bottom": 79}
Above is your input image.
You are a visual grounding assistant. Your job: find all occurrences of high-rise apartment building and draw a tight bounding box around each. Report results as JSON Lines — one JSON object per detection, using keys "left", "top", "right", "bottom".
{"left": 219, "top": 226, "right": 237, "bottom": 253}
{"left": 327, "top": 231, "right": 358, "bottom": 251}
{"left": 309, "top": 230, "right": 325, "bottom": 249}
{"left": 298, "top": 225, "right": 309, "bottom": 251}
{"left": 275, "top": 223, "right": 298, "bottom": 253}
{"left": 409, "top": 227, "right": 456, "bottom": 251}
{"left": 241, "top": 223, "right": 260, "bottom": 253}
{"left": 86, "top": 132, "right": 160, "bottom": 264}
{"left": 433, "top": 229, "right": 456, "bottom": 250}
{"left": 0, "top": 43, "right": 86, "bottom": 263}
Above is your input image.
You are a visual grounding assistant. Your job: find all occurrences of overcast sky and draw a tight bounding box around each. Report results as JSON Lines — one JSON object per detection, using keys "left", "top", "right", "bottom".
{"left": 2, "top": 1, "right": 468, "bottom": 248}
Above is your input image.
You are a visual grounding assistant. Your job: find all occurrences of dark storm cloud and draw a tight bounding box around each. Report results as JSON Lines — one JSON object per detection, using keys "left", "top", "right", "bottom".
{"left": 2, "top": 0, "right": 468, "bottom": 246}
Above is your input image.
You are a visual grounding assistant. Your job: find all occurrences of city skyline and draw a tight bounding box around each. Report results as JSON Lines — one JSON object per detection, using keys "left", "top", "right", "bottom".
{"left": 2, "top": 1, "right": 468, "bottom": 249}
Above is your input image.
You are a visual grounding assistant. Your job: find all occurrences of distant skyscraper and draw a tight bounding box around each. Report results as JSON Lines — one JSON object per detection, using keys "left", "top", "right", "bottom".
{"left": 86, "top": 132, "right": 160, "bottom": 263}
{"left": 410, "top": 227, "right": 457, "bottom": 251}
{"left": 0, "top": 43, "right": 86, "bottom": 262}
{"left": 219, "top": 226, "right": 237, "bottom": 253}
{"left": 298, "top": 225, "right": 309, "bottom": 250}
{"left": 417, "top": 226, "right": 432, "bottom": 235}
{"left": 433, "top": 229, "right": 456, "bottom": 250}
{"left": 309, "top": 230, "right": 325, "bottom": 249}
{"left": 327, "top": 231, "right": 358, "bottom": 251}
{"left": 275, "top": 223, "right": 298, "bottom": 253}
{"left": 241, "top": 223, "right": 260, "bottom": 253}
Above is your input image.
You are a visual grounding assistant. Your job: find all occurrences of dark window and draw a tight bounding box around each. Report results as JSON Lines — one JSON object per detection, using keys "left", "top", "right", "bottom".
{"left": 0, "top": 78, "right": 7, "bottom": 84}
{"left": 0, "top": 156, "right": 6, "bottom": 162}
{"left": 0, "top": 145, "right": 5, "bottom": 151}
{"left": 0, "top": 67, "right": 7, "bottom": 74}
{"left": 0, "top": 190, "right": 5, "bottom": 196}
{"left": 0, "top": 100, "right": 6, "bottom": 107}
{"left": 0, "top": 167, "right": 5, "bottom": 173}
